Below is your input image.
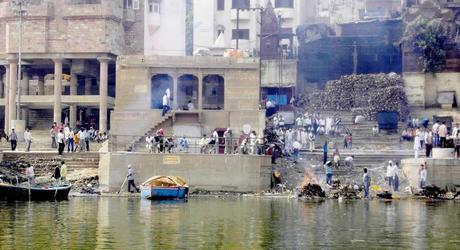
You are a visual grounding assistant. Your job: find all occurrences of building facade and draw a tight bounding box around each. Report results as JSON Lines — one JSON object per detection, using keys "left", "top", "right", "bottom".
{"left": 111, "top": 55, "right": 265, "bottom": 151}
{"left": 193, "top": 0, "right": 314, "bottom": 55}
{"left": 0, "top": 0, "right": 145, "bottom": 133}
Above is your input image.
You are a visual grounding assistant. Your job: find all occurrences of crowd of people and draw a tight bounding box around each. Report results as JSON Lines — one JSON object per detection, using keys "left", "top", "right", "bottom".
{"left": 50, "top": 122, "right": 108, "bottom": 155}
{"left": 411, "top": 120, "right": 460, "bottom": 158}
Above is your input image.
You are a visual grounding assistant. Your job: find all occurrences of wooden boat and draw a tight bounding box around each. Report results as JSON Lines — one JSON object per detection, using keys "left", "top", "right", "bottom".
{"left": 140, "top": 176, "right": 189, "bottom": 200}
{"left": 0, "top": 183, "right": 72, "bottom": 201}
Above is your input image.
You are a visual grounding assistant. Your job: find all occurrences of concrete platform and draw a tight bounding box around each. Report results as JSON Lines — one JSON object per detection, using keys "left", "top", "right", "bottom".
{"left": 98, "top": 152, "right": 272, "bottom": 193}
{"left": 401, "top": 158, "right": 460, "bottom": 191}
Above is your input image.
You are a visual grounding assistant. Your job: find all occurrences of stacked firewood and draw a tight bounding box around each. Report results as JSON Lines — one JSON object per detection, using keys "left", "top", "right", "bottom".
{"left": 305, "top": 73, "right": 408, "bottom": 121}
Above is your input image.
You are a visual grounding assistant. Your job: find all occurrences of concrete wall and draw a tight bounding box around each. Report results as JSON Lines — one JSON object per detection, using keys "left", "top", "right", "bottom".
{"left": 261, "top": 59, "right": 297, "bottom": 87}
{"left": 0, "top": 0, "right": 144, "bottom": 56}
{"left": 98, "top": 152, "right": 272, "bottom": 193}
{"left": 401, "top": 158, "right": 460, "bottom": 190}
{"left": 404, "top": 72, "right": 460, "bottom": 108}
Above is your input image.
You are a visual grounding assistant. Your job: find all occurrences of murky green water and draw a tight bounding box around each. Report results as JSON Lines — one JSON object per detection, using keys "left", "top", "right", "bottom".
{"left": 0, "top": 197, "right": 459, "bottom": 249}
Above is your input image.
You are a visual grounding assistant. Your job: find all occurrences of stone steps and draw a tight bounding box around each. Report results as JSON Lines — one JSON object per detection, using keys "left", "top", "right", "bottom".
{"left": 28, "top": 109, "right": 54, "bottom": 130}
{"left": 2, "top": 152, "right": 100, "bottom": 171}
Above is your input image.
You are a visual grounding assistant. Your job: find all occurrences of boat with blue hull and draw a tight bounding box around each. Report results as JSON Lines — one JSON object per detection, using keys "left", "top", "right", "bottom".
{"left": 140, "top": 176, "right": 189, "bottom": 200}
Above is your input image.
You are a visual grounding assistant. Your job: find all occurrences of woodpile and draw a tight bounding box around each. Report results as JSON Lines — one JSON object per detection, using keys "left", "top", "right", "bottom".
{"left": 305, "top": 73, "right": 409, "bottom": 121}
{"left": 299, "top": 183, "right": 326, "bottom": 198}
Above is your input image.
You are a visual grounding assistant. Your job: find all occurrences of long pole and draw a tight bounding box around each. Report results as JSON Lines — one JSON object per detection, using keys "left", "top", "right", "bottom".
{"left": 236, "top": 8, "right": 240, "bottom": 50}
{"left": 258, "top": 9, "right": 263, "bottom": 105}
{"left": 16, "top": 6, "right": 22, "bottom": 120}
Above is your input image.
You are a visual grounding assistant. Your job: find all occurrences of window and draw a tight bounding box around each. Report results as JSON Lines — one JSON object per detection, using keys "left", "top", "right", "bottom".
{"left": 124, "top": 0, "right": 132, "bottom": 9}
{"left": 133, "top": 0, "right": 139, "bottom": 9}
{"left": 232, "top": 0, "right": 250, "bottom": 9}
{"left": 275, "top": 0, "right": 293, "bottom": 8}
{"left": 217, "top": 0, "right": 225, "bottom": 11}
{"left": 232, "top": 29, "right": 249, "bottom": 40}
{"left": 148, "top": 0, "right": 160, "bottom": 13}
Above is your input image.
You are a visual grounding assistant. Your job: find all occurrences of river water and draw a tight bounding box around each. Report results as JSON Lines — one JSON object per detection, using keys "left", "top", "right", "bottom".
{"left": 0, "top": 197, "right": 459, "bottom": 249}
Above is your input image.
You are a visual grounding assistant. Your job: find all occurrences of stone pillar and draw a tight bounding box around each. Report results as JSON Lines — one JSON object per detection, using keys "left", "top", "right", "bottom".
{"left": 98, "top": 57, "right": 110, "bottom": 133}
{"left": 4, "top": 65, "right": 9, "bottom": 132}
{"left": 0, "top": 71, "right": 4, "bottom": 99}
{"left": 8, "top": 59, "right": 18, "bottom": 128}
{"left": 198, "top": 74, "right": 203, "bottom": 110}
{"left": 84, "top": 77, "right": 92, "bottom": 95}
{"left": 38, "top": 75, "right": 45, "bottom": 95}
{"left": 173, "top": 76, "right": 178, "bottom": 110}
{"left": 53, "top": 59, "right": 63, "bottom": 124}
{"left": 69, "top": 68, "right": 78, "bottom": 127}
{"left": 21, "top": 68, "right": 30, "bottom": 96}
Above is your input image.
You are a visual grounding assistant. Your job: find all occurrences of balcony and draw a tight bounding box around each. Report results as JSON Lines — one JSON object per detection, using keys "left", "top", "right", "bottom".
{"left": 231, "top": 9, "right": 250, "bottom": 21}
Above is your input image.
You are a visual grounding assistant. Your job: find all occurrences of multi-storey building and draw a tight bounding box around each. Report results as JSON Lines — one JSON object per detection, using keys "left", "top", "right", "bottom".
{"left": 0, "top": 0, "right": 145, "bottom": 133}
{"left": 193, "top": 0, "right": 315, "bottom": 55}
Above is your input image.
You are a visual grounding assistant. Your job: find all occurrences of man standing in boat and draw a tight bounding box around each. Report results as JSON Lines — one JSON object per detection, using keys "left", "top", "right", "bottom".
{"left": 60, "top": 161, "right": 68, "bottom": 184}
{"left": 127, "top": 165, "right": 140, "bottom": 193}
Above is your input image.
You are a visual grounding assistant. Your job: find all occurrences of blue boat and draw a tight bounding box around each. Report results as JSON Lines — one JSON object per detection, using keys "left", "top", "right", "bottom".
{"left": 140, "top": 176, "right": 189, "bottom": 200}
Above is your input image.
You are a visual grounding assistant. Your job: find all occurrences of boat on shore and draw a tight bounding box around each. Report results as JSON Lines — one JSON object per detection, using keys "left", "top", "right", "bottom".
{"left": 140, "top": 176, "right": 189, "bottom": 200}
{"left": 0, "top": 183, "right": 72, "bottom": 201}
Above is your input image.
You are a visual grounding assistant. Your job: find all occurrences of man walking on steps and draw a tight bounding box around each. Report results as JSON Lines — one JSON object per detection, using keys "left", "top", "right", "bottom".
{"left": 9, "top": 129, "right": 17, "bottom": 151}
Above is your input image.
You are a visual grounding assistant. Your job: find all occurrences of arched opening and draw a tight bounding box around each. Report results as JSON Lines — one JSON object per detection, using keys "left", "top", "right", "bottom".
{"left": 177, "top": 74, "right": 198, "bottom": 110}
{"left": 151, "top": 74, "right": 173, "bottom": 109}
{"left": 203, "top": 75, "right": 224, "bottom": 110}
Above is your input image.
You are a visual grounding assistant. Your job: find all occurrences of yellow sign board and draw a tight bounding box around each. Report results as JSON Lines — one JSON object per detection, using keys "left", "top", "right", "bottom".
{"left": 163, "top": 155, "right": 181, "bottom": 165}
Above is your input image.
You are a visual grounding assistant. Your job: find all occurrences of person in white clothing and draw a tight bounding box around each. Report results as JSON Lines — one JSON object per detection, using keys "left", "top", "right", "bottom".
{"left": 212, "top": 129, "right": 219, "bottom": 154}
{"left": 414, "top": 134, "right": 421, "bottom": 158}
{"left": 162, "top": 93, "right": 169, "bottom": 116}
{"left": 386, "top": 161, "right": 397, "bottom": 191}
{"left": 145, "top": 133, "right": 154, "bottom": 153}
{"left": 57, "top": 129, "right": 65, "bottom": 155}
{"left": 24, "top": 128, "right": 32, "bottom": 152}
{"left": 308, "top": 131, "right": 315, "bottom": 152}
{"left": 187, "top": 100, "right": 195, "bottom": 111}
{"left": 419, "top": 164, "right": 427, "bottom": 189}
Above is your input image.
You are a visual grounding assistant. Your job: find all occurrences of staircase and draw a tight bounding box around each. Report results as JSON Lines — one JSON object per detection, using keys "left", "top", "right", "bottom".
{"left": 127, "top": 114, "right": 173, "bottom": 151}
{"left": 28, "top": 109, "right": 54, "bottom": 130}
{"left": 2, "top": 152, "right": 100, "bottom": 176}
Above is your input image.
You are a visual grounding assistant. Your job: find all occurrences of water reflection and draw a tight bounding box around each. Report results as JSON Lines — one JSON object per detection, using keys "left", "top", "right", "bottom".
{"left": 0, "top": 198, "right": 459, "bottom": 249}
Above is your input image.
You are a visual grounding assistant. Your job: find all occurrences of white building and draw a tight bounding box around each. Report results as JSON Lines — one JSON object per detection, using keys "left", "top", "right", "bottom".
{"left": 193, "top": 0, "right": 316, "bottom": 55}
{"left": 144, "top": 0, "right": 187, "bottom": 56}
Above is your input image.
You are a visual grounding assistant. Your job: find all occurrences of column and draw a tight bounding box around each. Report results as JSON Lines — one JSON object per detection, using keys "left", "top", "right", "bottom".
{"left": 4, "top": 65, "right": 9, "bottom": 132}
{"left": 0, "top": 71, "right": 4, "bottom": 98}
{"left": 53, "top": 59, "right": 63, "bottom": 124}
{"left": 20, "top": 69, "right": 30, "bottom": 123}
{"left": 97, "top": 57, "right": 110, "bottom": 133}
{"left": 198, "top": 74, "right": 203, "bottom": 110}
{"left": 69, "top": 67, "right": 78, "bottom": 127}
{"left": 21, "top": 68, "right": 30, "bottom": 96}
{"left": 172, "top": 76, "right": 178, "bottom": 110}
{"left": 8, "top": 59, "right": 18, "bottom": 127}
{"left": 84, "top": 77, "right": 92, "bottom": 95}
{"left": 38, "top": 75, "right": 44, "bottom": 95}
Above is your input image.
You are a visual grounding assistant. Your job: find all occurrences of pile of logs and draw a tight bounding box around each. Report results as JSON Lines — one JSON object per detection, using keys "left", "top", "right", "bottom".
{"left": 299, "top": 183, "right": 326, "bottom": 198}
{"left": 305, "top": 73, "right": 409, "bottom": 121}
